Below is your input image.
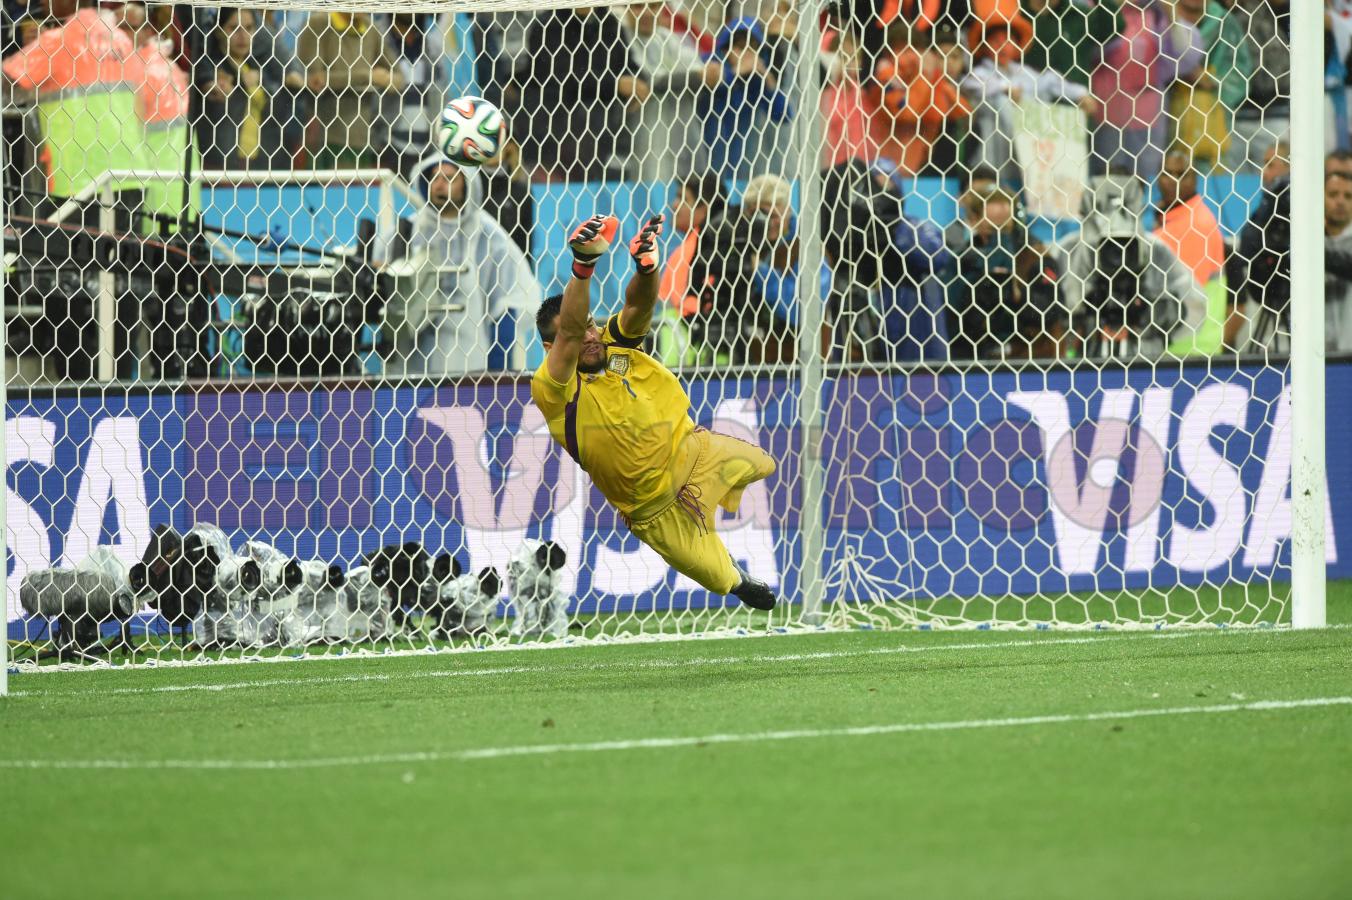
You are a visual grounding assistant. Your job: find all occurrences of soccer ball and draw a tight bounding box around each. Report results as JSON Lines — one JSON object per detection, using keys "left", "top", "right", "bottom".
{"left": 437, "top": 96, "right": 507, "bottom": 168}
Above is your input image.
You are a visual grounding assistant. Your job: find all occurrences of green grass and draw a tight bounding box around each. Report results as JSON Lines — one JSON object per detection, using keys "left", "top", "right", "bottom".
{"left": 3, "top": 586, "right": 1352, "bottom": 899}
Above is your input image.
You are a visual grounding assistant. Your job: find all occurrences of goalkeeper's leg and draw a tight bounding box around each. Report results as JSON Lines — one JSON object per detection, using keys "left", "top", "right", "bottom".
{"left": 628, "top": 429, "right": 777, "bottom": 609}
{"left": 629, "top": 506, "right": 775, "bottom": 610}
{"left": 696, "top": 430, "right": 776, "bottom": 517}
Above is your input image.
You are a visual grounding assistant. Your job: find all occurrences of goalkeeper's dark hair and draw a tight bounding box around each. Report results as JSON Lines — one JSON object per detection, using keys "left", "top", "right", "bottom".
{"left": 536, "top": 293, "right": 564, "bottom": 343}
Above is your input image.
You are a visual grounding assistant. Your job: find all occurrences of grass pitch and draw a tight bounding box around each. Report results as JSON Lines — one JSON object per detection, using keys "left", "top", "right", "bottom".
{"left": 4, "top": 587, "right": 1352, "bottom": 899}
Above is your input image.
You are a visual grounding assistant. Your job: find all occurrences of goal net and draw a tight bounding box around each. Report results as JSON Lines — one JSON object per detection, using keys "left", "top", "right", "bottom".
{"left": 0, "top": 0, "right": 1333, "bottom": 670}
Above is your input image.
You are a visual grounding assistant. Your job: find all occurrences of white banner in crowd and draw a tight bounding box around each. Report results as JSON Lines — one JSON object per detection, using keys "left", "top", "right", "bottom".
{"left": 1014, "top": 99, "right": 1089, "bottom": 221}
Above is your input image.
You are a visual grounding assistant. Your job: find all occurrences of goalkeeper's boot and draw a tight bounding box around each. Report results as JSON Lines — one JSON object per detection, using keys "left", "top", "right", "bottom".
{"left": 731, "top": 559, "right": 776, "bottom": 611}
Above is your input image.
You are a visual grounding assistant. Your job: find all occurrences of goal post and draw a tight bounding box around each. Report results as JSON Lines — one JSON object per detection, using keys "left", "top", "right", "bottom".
{"left": 1289, "top": 0, "right": 1327, "bottom": 630}
{"left": 0, "top": 0, "right": 1333, "bottom": 680}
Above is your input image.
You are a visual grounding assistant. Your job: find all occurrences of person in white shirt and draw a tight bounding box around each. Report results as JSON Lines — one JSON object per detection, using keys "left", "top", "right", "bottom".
{"left": 384, "top": 156, "right": 541, "bottom": 377}
{"left": 961, "top": 23, "right": 1100, "bottom": 185}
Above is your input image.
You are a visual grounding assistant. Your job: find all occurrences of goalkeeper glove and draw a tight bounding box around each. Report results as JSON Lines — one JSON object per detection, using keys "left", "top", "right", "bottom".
{"left": 628, "top": 213, "right": 665, "bottom": 275}
{"left": 568, "top": 214, "right": 619, "bottom": 279}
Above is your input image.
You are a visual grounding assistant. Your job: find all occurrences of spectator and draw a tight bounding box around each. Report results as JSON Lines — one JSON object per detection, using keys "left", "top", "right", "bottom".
{"left": 1168, "top": 0, "right": 1252, "bottom": 171}
{"left": 2, "top": 4, "right": 140, "bottom": 199}
{"left": 441, "top": 11, "right": 479, "bottom": 99}
{"left": 250, "top": 9, "right": 309, "bottom": 166}
{"left": 869, "top": 23, "right": 920, "bottom": 168}
{"left": 1328, "top": 5, "right": 1352, "bottom": 155}
{"left": 480, "top": 136, "right": 534, "bottom": 262}
{"left": 947, "top": 184, "right": 1062, "bottom": 359}
{"left": 864, "top": 157, "right": 953, "bottom": 362}
{"left": 1262, "top": 138, "right": 1290, "bottom": 186}
{"left": 385, "top": 157, "right": 541, "bottom": 376}
{"left": 1090, "top": 0, "right": 1203, "bottom": 179}
{"left": 373, "top": 13, "right": 451, "bottom": 178}
{"left": 1054, "top": 172, "right": 1205, "bottom": 357}
{"left": 741, "top": 173, "right": 806, "bottom": 362}
{"left": 1328, "top": 168, "right": 1352, "bottom": 238}
{"left": 947, "top": 166, "right": 1002, "bottom": 246}
{"left": 757, "top": 0, "right": 801, "bottom": 174}
{"left": 1227, "top": 0, "right": 1288, "bottom": 169}
{"left": 652, "top": 171, "right": 728, "bottom": 365}
{"left": 515, "top": 8, "right": 648, "bottom": 181}
{"left": 122, "top": 1, "right": 190, "bottom": 223}
{"left": 1153, "top": 150, "right": 1223, "bottom": 286}
{"left": 1153, "top": 150, "right": 1226, "bottom": 355}
{"left": 874, "top": 22, "right": 971, "bottom": 176}
{"left": 692, "top": 173, "right": 825, "bottom": 364}
{"left": 297, "top": 11, "right": 404, "bottom": 168}
{"left": 1227, "top": 168, "right": 1352, "bottom": 353}
{"left": 1224, "top": 173, "right": 1286, "bottom": 350}
{"left": 620, "top": 2, "right": 720, "bottom": 182}
{"left": 197, "top": 9, "right": 292, "bottom": 170}
{"left": 1326, "top": 170, "right": 1352, "bottom": 350}
{"left": 116, "top": 0, "right": 154, "bottom": 47}
{"left": 961, "top": 19, "right": 1097, "bottom": 184}
{"left": 819, "top": 17, "right": 876, "bottom": 167}
{"left": 251, "top": 10, "right": 306, "bottom": 91}
{"left": 661, "top": 171, "right": 726, "bottom": 318}
{"left": 701, "top": 17, "right": 794, "bottom": 181}
{"left": 1328, "top": 148, "right": 1352, "bottom": 180}
{"left": 895, "top": 0, "right": 1032, "bottom": 46}
{"left": 825, "top": 0, "right": 892, "bottom": 75}
{"left": 1020, "top": 0, "right": 1124, "bottom": 88}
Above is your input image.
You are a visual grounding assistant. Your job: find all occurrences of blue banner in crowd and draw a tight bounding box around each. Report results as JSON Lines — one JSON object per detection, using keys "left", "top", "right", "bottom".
{"left": 6, "top": 362, "right": 1349, "bottom": 630}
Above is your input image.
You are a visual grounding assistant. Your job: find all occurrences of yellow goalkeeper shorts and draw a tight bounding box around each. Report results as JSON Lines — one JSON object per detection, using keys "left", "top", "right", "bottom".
{"left": 627, "top": 428, "right": 776, "bottom": 595}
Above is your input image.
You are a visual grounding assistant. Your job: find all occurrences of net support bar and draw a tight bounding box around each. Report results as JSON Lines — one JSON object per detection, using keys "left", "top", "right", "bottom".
{"left": 795, "top": 0, "right": 827, "bottom": 623}
{"left": 1290, "top": 0, "right": 1328, "bottom": 629}
{"left": 97, "top": 186, "right": 117, "bottom": 383}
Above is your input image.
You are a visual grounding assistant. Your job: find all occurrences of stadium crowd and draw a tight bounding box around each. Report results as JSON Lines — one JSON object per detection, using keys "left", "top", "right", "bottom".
{"left": 0, "top": 0, "right": 1348, "bottom": 377}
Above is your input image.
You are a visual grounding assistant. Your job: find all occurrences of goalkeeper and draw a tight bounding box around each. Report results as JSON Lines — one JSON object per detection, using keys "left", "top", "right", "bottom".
{"left": 531, "top": 213, "right": 777, "bottom": 610}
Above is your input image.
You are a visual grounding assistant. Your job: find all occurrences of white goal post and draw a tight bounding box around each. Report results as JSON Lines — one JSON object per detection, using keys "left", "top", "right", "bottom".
{"left": 1288, "top": 0, "right": 1328, "bottom": 629}
{"left": 0, "top": 0, "right": 1331, "bottom": 687}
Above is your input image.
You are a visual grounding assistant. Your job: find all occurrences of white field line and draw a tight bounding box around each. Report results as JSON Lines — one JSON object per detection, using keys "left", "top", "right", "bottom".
{"left": 4, "top": 628, "right": 1287, "bottom": 699}
{"left": 22, "top": 617, "right": 1348, "bottom": 679}
{"left": 2, "top": 696, "right": 1347, "bottom": 771}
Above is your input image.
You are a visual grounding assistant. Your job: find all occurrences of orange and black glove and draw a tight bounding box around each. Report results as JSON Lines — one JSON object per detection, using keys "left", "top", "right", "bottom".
{"left": 568, "top": 214, "right": 619, "bottom": 279}
{"left": 627, "top": 213, "right": 665, "bottom": 275}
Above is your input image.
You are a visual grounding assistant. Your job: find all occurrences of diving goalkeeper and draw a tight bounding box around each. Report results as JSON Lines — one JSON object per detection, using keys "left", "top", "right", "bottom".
{"left": 531, "top": 213, "right": 777, "bottom": 610}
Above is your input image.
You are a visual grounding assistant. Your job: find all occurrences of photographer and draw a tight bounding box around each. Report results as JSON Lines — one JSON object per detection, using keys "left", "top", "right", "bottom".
{"left": 383, "top": 157, "right": 541, "bottom": 377}
{"left": 822, "top": 158, "right": 951, "bottom": 363}
{"left": 947, "top": 185, "right": 1063, "bottom": 360}
{"left": 1329, "top": 171, "right": 1352, "bottom": 352}
{"left": 1232, "top": 171, "right": 1352, "bottom": 353}
{"left": 692, "top": 173, "right": 828, "bottom": 366}
{"left": 1225, "top": 174, "right": 1286, "bottom": 352}
{"left": 1054, "top": 172, "right": 1205, "bottom": 359}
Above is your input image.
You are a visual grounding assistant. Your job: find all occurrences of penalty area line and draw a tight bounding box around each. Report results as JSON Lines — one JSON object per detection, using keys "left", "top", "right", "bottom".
{"left": 3, "top": 696, "right": 1349, "bottom": 771}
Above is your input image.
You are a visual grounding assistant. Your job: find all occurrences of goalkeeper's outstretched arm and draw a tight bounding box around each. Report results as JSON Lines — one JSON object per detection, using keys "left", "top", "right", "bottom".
{"left": 545, "top": 215, "right": 617, "bottom": 384}
{"left": 619, "top": 214, "right": 666, "bottom": 338}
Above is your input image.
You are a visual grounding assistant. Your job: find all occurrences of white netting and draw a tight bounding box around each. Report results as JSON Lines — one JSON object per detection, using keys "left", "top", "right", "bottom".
{"left": 0, "top": 0, "right": 1331, "bottom": 669}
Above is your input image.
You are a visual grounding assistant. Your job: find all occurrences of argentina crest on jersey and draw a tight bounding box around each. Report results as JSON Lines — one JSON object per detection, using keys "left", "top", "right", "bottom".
{"left": 607, "top": 354, "right": 630, "bottom": 376}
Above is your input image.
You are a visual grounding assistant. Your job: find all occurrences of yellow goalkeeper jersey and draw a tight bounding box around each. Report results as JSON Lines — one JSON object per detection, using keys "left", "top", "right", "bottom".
{"left": 532, "top": 314, "right": 697, "bottom": 520}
